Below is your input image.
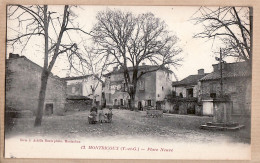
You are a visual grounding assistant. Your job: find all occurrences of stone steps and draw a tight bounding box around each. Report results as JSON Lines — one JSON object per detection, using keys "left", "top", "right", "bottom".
{"left": 200, "top": 123, "right": 245, "bottom": 131}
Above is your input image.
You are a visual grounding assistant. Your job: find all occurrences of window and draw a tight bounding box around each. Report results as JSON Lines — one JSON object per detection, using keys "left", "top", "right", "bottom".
{"left": 147, "top": 100, "right": 152, "bottom": 106}
{"left": 210, "top": 93, "right": 216, "bottom": 98}
{"left": 123, "top": 83, "right": 127, "bottom": 92}
{"left": 114, "top": 99, "right": 117, "bottom": 105}
{"left": 120, "top": 99, "right": 124, "bottom": 106}
{"left": 109, "top": 93, "right": 111, "bottom": 102}
{"left": 45, "top": 103, "right": 53, "bottom": 115}
{"left": 187, "top": 88, "right": 194, "bottom": 97}
{"left": 162, "top": 86, "right": 164, "bottom": 90}
{"left": 139, "top": 80, "right": 145, "bottom": 91}
{"left": 71, "top": 86, "right": 75, "bottom": 94}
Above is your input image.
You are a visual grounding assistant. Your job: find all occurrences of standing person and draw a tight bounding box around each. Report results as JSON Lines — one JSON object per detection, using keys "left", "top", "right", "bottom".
{"left": 88, "top": 106, "right": 97, "bottom": 124}
{"left": 99, "top": 107, "right": 105, "bottom": 123}
{"left": 107, "top": 107, "right": 113, "bottom": 123}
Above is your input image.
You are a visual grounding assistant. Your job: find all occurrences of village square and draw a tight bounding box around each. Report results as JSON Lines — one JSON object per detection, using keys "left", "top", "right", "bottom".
{"left": 5, "top": 5, "right": 252, "bottom": 145}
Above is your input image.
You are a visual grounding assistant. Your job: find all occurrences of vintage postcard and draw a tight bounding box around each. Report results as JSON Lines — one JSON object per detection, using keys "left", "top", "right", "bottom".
{"left": 4, "top": 5, "right": 252, "bottom": 160}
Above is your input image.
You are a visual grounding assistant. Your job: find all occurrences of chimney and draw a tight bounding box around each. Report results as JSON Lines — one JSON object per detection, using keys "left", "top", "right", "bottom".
{"left": 9, "top": 53, "right": 20, "bottom": 59}
{"left": 198, "top": 69, "right": 204, "bottom": 75}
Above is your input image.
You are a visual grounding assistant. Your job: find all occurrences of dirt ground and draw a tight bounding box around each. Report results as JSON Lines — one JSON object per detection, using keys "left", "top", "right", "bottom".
{"left": 5, "top": 109, "right": 251, "bottom": 144}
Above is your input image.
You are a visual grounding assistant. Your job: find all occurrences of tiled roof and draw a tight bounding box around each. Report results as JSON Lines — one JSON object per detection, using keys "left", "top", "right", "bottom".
{"left": 200, "top": 62, "right": 251, "bottom": 81}
{"left": 66, "top": 95, "right": 91, "bottom": 100}
{"left": 104, "top": 65, "right": 173, "bottom": 76}
{"left": 62, "top": 75, "right": 92, "bottom": 80}
{"left": 7, "top": 55, "right": 63, "bottom": 80}
{"left": 172, "top": 74, "right": 208, "bottom": 86}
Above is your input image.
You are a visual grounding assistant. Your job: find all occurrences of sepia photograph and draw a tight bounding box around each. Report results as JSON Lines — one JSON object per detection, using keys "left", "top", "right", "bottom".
{"left": 4, "top": 5, "right": 252, "bottom": 159}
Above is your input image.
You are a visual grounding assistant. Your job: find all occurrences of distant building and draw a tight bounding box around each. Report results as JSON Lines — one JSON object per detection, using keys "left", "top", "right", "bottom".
{"left": 172, "top": 69, "right": 208, "bottom": 98}
{"left": 200, "top": 62, "right": 251, "bottom": 115}
{"left": 5, "top": 53, "right": 66, "bottom": 115}
{"left": 62, "top": 75, "right": 102, "bottom": 105}
{"left": 103, "top": 65, "right": 173, "bottom": 110}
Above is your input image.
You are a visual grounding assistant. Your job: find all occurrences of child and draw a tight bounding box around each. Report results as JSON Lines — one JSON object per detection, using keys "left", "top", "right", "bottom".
{"left": 107, "top": 107, "right": 113, "bottom": 123}
{"left": 99, "top": 108, "right": 105, "bottom": 123}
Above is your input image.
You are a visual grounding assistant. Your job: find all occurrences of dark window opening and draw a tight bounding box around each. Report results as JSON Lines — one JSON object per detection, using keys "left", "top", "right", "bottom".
{"left": 210, "top": 93, "right": 216, "bottom": 98}
{"left": 120, "top": 99, "right": 124, "bottom": 106}
{"left": 147, "top": 100, "right": 152, "bottom": 106}
{"left": 45, "top": 103, "right": 53, "bottom": 115}
{"left": 187, "top": 88, "right": 193, "bottom": 97}
{"left": 162, "top": 86, "right": 164, "bottom": 90}
{"left": 138, "top": 101, "right": 143, "bottom": 111}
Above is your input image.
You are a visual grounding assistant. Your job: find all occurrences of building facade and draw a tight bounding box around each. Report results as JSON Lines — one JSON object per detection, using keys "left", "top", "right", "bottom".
{"left": 199, "top": 62, "right": 251, "bottom": 115}
{"left": 5, "top": 54, "right": 66, "bottom": 115}
{"left": 103, "top": 65, "right": 172, "bottom": 110}
{"left": 172, "top": 69, "right": 208, "bottom": 98}
{"left": 63, "top": 75, "right": 102, "bottom": 105}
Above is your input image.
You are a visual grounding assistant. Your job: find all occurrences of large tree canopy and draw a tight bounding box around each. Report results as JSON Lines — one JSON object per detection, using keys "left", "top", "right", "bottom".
{"left": 192, "top": 7, "right": 252, "bottom": 65}
{"left": 91, "top": 9, "right": 182, "bottom": 109}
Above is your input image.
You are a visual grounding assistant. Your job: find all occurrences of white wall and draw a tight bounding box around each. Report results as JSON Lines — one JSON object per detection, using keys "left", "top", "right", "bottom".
{"left": 156, "top": 70, "right": 172, "bottom": 101}
{"left": 66, "top": 76, "right": 102, "bottom": 102}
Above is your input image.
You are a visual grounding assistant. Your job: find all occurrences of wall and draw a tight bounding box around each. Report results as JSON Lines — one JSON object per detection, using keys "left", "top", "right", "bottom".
{"left": 156, "top": 70, "right": 172, "bottom": 101}
{"left": 200, "top": 77, "right": 251, "bottom": 115}
{"left": 66, "top": 79, "right": 83, "bottom": 96}
{"left": 173, "top": 85, "right": 198, "bottom": 98}
{"left": 174, "top": 86, "right": 186, "bottom": 97}
{"left": 65, "top": 76, "right": 102, "bottom": 103}
{"left": 162, "top": 98, "right": 200, "bottom": 115}
{"left": 6, "top": 57, "right": 66, "bottom": 115}
{"left": 104, "top": 70, "right": 158, "bottom": 108}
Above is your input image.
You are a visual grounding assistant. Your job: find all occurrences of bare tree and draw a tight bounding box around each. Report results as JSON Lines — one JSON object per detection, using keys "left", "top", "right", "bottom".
{"left": 7, "top": 5, "right": 90, "bottom": 126}
{"left": 192, "top": 7, "right": 252, "bottom": 65}
{"left": 67, "top": 45, "right": 114, "bottom": 107}
{"left": 91, "top": 9, "right": 182, "bottom": 110}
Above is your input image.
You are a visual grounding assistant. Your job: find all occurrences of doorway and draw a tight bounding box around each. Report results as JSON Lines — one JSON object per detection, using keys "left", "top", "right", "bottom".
{"left": 138, "top": 101, "right": 143, "bottom": 111}
{"left": 45, "top": 103, "right": 53, "bottom": 115}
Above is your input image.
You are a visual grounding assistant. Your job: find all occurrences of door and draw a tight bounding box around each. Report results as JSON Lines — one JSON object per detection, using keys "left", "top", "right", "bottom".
{"left": 45, "top": 103, "right": 53, "bottom": 115}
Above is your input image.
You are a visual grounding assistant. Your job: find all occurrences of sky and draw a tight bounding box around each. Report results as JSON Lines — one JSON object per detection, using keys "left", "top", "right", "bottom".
{"left": 6, "top": 5, "right": 238, "bottom": 81}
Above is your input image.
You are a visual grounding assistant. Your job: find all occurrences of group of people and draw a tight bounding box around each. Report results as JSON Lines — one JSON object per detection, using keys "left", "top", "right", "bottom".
{"left": 88, "top": 106, "right": 113, "bottom": 124}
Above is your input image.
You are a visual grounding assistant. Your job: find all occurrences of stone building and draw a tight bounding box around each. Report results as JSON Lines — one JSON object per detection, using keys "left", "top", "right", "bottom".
{"left": 172, "top": 69, "right": 208, "bottom": 98}
{"left": 103, "top": 65, "right": 173, "bottom": 110}
{"left": 62, "top": 75, "right": 102, "bottom": 105}
{"left": 5, "top": 53, "right": 66, "bottom": 115}
{"left": 199, "top": 61, "right": 251, "bottom": 115}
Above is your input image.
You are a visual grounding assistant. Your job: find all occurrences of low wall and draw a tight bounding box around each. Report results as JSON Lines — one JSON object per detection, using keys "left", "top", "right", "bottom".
{"left": 162, "top": 97, "right": 201, "bottom": 115}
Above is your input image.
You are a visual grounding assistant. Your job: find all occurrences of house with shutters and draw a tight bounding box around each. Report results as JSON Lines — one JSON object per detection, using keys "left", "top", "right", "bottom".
{"left": 199, "top": 61, "right": 251, "bottom": 116}
{"left": 103, "top": 64, "right": 173, "bottom": 110}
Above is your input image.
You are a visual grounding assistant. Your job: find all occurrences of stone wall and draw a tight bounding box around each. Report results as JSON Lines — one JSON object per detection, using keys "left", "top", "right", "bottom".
{"left": 162, "top": 97, "right": 201, "bottom": 115}
{"left": 200, "top": 77, "right": 251, "bottom": 115}
{"left": 5, "top": 57, "right": 66, "bottom": 115}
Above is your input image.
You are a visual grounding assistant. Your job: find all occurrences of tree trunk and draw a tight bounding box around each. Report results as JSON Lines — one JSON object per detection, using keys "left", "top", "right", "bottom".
{"left": 34, "top": 5, "right": 49, "bottom": 127}
{"left": 129, "top": 94, "right": 135, "bottom": 111}
{"left": 34, "top": 70, "right": 49, "bottom": 127}
{"left": 92, "top": 89, "right": 97, "bottom": 107}
{"left": 101, "top": 92, "right": 106, "bottom": 108}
